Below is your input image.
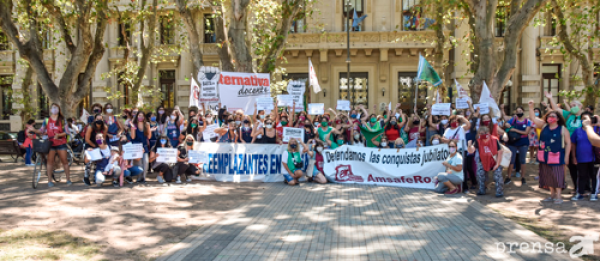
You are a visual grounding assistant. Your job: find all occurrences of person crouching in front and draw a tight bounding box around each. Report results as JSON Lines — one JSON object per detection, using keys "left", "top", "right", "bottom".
{"left": 282, "top": 138, "right": 309, "bottom": 185}
{"left": 434, "top": 140, "right": 464, "bottom": 194}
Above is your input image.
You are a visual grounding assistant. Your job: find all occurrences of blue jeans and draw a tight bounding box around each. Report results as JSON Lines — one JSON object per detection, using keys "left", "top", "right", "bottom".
{"left": 124, "top": 166, "right": 143, "bottom": 177}
{"left": 25, "top": 146, "right": 32, "bottom": 165}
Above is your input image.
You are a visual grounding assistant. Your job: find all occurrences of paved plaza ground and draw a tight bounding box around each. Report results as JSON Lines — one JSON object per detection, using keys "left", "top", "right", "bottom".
{"left": 0, "top": 158, "right": 595, "bottom": 260}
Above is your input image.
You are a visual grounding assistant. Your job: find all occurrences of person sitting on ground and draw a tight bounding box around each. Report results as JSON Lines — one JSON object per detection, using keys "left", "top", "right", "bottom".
{"left": 282, "top": 138, "right": 308, "bottom": 186}
{"left": 309, "top": 140, "right": 327, "bottom": 184}
{"left": 149, "top": 134, "right": 173, "bottom": 183}
{"left": 434, "top": 140, "right": 464, "bottom": 194}
{"left": 468, "top": 127, "right": 504, "bottom": 197}
{"left": 85, "top": 133, "right": 118, "bottom": 187}
{"left": 174, "top": 134, "right": 201, "bottom": 183}
{"left": 118, "top": 135, "right": 144, "bottom": 184}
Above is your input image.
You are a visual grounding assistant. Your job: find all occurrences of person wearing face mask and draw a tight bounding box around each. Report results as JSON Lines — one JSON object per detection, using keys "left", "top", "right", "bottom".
{"left": 315, "top": 116, "right": 338, "bottom": 148}
{"left": 325, "top": 132, "right": 347, "bottom": 149}
{"left": 166, "top": 111, "right": 181, "bottom": 147}
{"left": 281, "top": 138, "right": 309, "bottom": 185}
{"left": 303, "top": 120, "right": 316, "bottom": 143}
{"left": 83, "top": 133, "right": 116, "bottom": 187}
{"left": 434, "top": 140, "right": 464, "bottom": 194}
{"left": 130, "top": 111, "right": 151, "bottom": 183}
{"left": 307, "top": 140, "right": 327, "bottom": 183}
{"left": 147, "top": 112, "right": 160, "bottom": 149}
{"left": 174, "top": 135, "right": 201, "bottom": 183}
{"left": 39, "top": 103, "right": 73, "bottom": 187}
{"left": 252, "top": 119, "right": 277, "bottom": 144}
{"left": 393, "top": 138, "right": 405, "bottom": 150}
{"left": 149, "top": 134, "right": 173, "bottom": 183}
{"left": 437, "top": 115, "right": 450, "bottom": 135}
{"left": 384, "top": 116, "right": 403, "bottom": 146}
{"left": 350, "top": 123, "right": 366, "bottom": 147}
{"left": 371, "top": 134, "right": 391, "bottom": 149}
{"left": 360, "top": 113, "right": 384, "bottom": 148}
{"left": 102, "top": 103, "right": 123, "bottom": 147}
{"left": 430, "top": 134, "right": 442, "bottom": 146}
{"left": 569, "top": 112, "right": 599, "bottom": 201}
{"left": 156, "top": 105, "right": 168, "bottom": 132}
{"left": 276, "top": 114, "right": 291, "bottom": 144}
{"left": 441, "top": 115, "right": 471, "bottom": 151}
{"left": 82, "top": 114, "right": 108, "bottom": 185}
{"left": 528, "top": 100, "right": 570, "bottom": 204}
{"left": 407, "top": 115, "right": 425, "bottom": 144}
{"left": 502, "top": 106, "right": 532, "bottom": 185}
{"left": 527, "top": 108, "right": 542, "bottom": 165}
{"left": 294, "top": 112, "right": 311, "bottom": 128}
{"left": 182, "top": 117, "right": 200, "bottom": 142}
{"left": 215, "top": 116, "right": 238, "bottom": 143}
{"left": 88, "top": 103, "right": 103, "bottom": 124}
{"left": 467, "top": 127, "right": 504, "bottom": 197}
{"left": 238, "top": 119, "right": 254, "bottom": 143}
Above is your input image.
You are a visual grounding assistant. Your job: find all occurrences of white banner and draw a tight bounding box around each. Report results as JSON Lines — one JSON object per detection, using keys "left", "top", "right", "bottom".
{"left": 474, "top": 103, "right": 490, "bottom": 114}
{"left": 203, "top": 124, "right": 219, "bottom": 142}
{"left": 188, "top": 150, "right": 208, "bottom": 164}
{"left": 282, "top": 127, "right": 305, "bottom": 142}
{"left": 431, "top": 103, "right": 451, "bottom": 116}
{"left": 198, "top": 66, "right": 221, "bottom": 103}
{"left": 122, "top": 143, "right": 144, "bottom": 160}
{"left": 322, "top": 144, "right": 450, "bottom": 189}
{"left": 287, "top": 80, "right": 305, "bottom": 112}
{"left": 157, "top": 148, "right": 178, "bottom": 163}
{"left": 219, "top": 72, "right": 271, "bottom": 114}
{"left": 308, "top": 103, "right": 324, "bottom": 115}
{"left": 336, "top": 100, "right": 351, "bottom": 111}
{"left": 455, "top": 97, "right": 470, "bottom": 109}
{"left": 256, "top": 97, "right": 274, "bottom": 111}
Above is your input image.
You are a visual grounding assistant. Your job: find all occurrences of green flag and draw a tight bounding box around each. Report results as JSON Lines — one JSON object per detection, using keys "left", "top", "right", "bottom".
{"left": 416, "top": 55, "right": 442, "bottom": 86}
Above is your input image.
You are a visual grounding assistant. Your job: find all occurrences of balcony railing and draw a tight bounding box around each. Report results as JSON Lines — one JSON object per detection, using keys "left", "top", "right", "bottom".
{"left": 285, "top": 31, "right": 446, "bottom": 49}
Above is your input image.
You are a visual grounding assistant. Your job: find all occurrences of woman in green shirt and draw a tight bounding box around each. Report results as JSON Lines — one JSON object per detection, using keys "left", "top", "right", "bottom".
{"left": 282, "top": 138, "right": 311, "bottom": 186}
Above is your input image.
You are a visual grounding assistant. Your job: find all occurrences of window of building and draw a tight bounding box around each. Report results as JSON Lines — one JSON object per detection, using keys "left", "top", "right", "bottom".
{"left": 160, "top": 16, "right": 175, "bottom": 45}
{"left": 37, "top": 83, "right": 49, "bottom": 119}
{"left": 342, "top": 0, "right": 364, "bottom": 32}
{"left": 290, "top": 6, "right": 307, "bottom": 34}
{"left": 0, "top": 30, "right": 9, "bottom": 50}
{"left": 160, "top": 70, "right": 176, "bottom": 109}
{"left": 339, "top": 72, "right": 368, "bottom": 108}
{"left": 40, "top": 25, "right": 52, "bottom": 49}
{"left": 495, "top": 1, "right": 510, "bottom": 37}
{"left": 118, "top": 22, "right": 131, "bottom": 46}
{"left": 398, "top": 72, "right": 427, "bottom": 114}
{"left": 542, "top": 64, "right": 561, "bottom": 102}
{"left": 204, "top": 14, "right": 216, "bottom": 43}
{"left": 0, "top": 76, "right": 12, "bottom": 120}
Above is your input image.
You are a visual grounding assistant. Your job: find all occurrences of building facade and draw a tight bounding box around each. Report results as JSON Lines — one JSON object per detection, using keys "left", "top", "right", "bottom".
{"left": 0, "top": 0, "right": 596, "bottom": 131}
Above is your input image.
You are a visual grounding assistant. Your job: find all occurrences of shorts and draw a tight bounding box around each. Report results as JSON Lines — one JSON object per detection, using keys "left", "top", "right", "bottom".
{"left": 283, "top": 173, "right": 294, "bottom": 182}
{"left": 508, "top": 145, "right": 528, "bottom": 165}
{"left": 50, "top": 144, "right": 68, "bottom": 151}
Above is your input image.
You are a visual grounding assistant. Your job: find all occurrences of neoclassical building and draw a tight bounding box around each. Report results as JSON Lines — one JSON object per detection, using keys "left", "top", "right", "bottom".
{"left": 0, "top": 0, "right": 595, "bottom": 131}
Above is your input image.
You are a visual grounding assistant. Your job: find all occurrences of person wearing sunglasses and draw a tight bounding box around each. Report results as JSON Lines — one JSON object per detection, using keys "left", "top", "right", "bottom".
{"left": 434, "top": 140, "right": 463, "bottom": 194}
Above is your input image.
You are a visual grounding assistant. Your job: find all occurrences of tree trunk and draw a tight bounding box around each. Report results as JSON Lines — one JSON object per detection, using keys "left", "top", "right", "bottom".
{"left": 224, "top": 0, "right": 253, "bottom": 72}
{"left": 175, "top": 0, "right": 204, "bottom": 76}
{"left": 130, "top": 0, "right": 158, "bottom": 107}
{"left": 216, "top": 13, "right": 234, "bottom": 72}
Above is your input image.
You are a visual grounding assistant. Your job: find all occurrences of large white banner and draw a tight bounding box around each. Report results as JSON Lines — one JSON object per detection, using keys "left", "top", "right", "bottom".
{"left": 322, "top": 144, "right": 450, "bottom": 189}
{"left": 218, "top": 72, "right": 271, "bottom": 114}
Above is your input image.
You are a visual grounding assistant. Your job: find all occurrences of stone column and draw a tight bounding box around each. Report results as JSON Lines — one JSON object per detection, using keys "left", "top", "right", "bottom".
{"left": 520, "top": 19, "right": 541, "bottom": 105}
{"left": 9, "top": 50, "right": 26, "bottom": 131}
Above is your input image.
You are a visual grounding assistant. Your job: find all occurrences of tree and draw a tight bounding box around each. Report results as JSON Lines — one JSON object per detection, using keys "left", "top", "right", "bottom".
{"left": 548, "top": 0, "right": 600, "bottom": 110}
{"left": 0, "top": 0, "right": 109, "bottom": 118}
{"left": 461, "top": 0, "right": 548, "bottom": 100}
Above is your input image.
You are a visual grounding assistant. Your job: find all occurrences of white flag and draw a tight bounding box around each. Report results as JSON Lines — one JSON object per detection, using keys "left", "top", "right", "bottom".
{"left": 436, "top": 90, "right": 442, "bottom": 104}
{"left": 190, "top": 77, "right": 201, "bottom": 108}
{"left": 308, "top": 58, "right": 321, "bottom": 93}
{"left": 480, "top": 81, "right": 501, "bottom": 118}
{"left": 80, "top": 109, "right": 90, "bottom": 123}
{"left": 454, "top": 79, "right": 471, "bottom": 102}
{"left": 388, "top": 102, "right": 391, "bottom": 111}
{"left": 137, "top": 91, "right": 144, "bottom": 108}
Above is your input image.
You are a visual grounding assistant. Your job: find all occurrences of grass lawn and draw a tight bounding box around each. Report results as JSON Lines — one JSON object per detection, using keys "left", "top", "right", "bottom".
{"left": 0, "top": 229, "right": 102, "bottom": 261}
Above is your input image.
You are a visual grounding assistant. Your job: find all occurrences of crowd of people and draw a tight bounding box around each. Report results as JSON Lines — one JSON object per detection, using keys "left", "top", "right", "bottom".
{"left": 15, "top": 91, "right": 600, "bottom": 204}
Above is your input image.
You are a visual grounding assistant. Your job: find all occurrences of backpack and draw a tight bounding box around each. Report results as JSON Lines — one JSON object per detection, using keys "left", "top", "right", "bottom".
{"left": 507, "top": 117, "right": 526, "bottom": 145}
{"left": 17, "top": 130, "right": 26, "bottom": 144}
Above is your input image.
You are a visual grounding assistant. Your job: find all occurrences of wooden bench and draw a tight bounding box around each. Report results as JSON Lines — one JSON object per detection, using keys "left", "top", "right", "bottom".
{"left": 0, "top": 140, "right": 22, "bottom": 163}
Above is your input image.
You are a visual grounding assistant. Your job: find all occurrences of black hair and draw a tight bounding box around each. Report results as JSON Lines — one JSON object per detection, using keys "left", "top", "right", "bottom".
{"left": 156, "top": 105, "right": 167, "bottom": 124}
{"left": 385, "top": 116, "right": 400, "bottom": 131}
{"left": 581, "top": 111, "right": 594, "bottom": 120}
{"left": 26, "top": 119, "right": 35, "bottom": 125}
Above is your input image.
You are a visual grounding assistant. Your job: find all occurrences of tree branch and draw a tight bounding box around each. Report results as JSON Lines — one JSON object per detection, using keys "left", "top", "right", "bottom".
{"left": 175, "top": 0, "right": 204, "bottom": 74}
{"left": 43, "top": 3, "right": 76, "bottom": 53}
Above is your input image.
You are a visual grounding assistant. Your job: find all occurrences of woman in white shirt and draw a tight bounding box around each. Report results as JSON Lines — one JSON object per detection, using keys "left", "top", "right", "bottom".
{"left": 442, "top": 115, "right": 471, "bottom": 151}
{"left": 434, "top": 140, "right": 464, "bottom": 194}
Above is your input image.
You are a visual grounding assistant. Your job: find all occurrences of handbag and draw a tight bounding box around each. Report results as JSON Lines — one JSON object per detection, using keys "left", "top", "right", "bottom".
{"left": 306, "top": 158, "right": 316, "bottom": 177}
{"left": 32, "top": 139, "right": 51, "bottom": 154}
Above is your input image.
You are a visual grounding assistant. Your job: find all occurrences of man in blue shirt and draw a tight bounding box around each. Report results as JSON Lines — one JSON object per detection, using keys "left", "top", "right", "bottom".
{"left": 571, "top": 112, "right": 598, "bottom": 201}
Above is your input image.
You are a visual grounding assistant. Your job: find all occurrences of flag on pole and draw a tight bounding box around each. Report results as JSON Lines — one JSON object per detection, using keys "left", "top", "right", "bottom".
{"left": 480, "top": 81, "right": 501, "bottom": 118}
{"left": 189, "top": 77, "right": 201, "bottom": 108}
{"left": 136, "top": 91, "right": 144, "bottom": 108}
{"left": 388, "top": 102, "right": 391, "bottom": 111}
{"left": 416, "top": 55, "right": 442, "bottom": 87}
{"left": 435, "top": 90, "right": 442, "bottom": 104}
{"left": 352, "top": 9, "right": 367, "bottom": 29}
{"left": 79, "top": 109, "right": 90, "bottom": 124}
{"left": 308, "top": 58, "right": 321, "bottom": 93}
{"left": 454, "top": 79, "right": 472, "bottom": 102}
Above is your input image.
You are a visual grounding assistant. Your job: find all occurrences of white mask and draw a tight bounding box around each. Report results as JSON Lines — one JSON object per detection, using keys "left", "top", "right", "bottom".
{"left": 235, "top": 121, "right": 241, "bottom": 125}
{"left": 354, "top": 134, "right": 360, "bottom": 140}
{"left": 266, "top": 124, "right": 273, "bottom": 129}
{"left": 449, "top": 147, "right": 457, "bottom": 153}
{"left": 316, "top": 147, "right": 323, "bottom": 153}
{"left": 259, "top": 115, "right": 265, "bottom": 119}
{"left": 170, "top": 115, "right": 176, "bottom": 120}
{"left": 441, "top": 119, "right": 448, "bottom": 125}
{"left": 106, "top": 109, "right": 113, "bottom": 114}
{"left": 51, "top": 107, "right": 59, "bottom": 115}
{"left": 432, "top": 139, "right": 440, "bottom": 145}
{"left": 257, "top": 134, "right": 263, "bottom": 139}
{"left": 381, "top": 142, "right": 388, "bottom": 147}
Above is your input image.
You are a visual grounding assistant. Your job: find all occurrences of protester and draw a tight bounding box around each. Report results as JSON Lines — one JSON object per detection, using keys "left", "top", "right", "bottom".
{"left": 570, "top": 111, "right": 598, "bottom": 201}
{"left": 22, "top": 119, "right": 36, "bottom": 166}
{"left": 282, "top": 138, "right": 308, "bottom": 185}
{"left": 89, "top": 103, "right": 103, "bottom": 124}
{"left": 37, "top": 103, "right": 73, "bottom": 187}
{"left": 503, "top": 107, "right": 531, "bottom": 185}
{"left": 308, "top": 140, "right": 327, "bottom": 184}
{"left": 325, "top": 131, "right": 346, "bottom": 149}
{"left": 434, "top": 140, "right": 463, "bottom": 194}
{"left": 84, "top": 133, "right": 115, "bottom": 187}
{"left": 430, "top": 134, "right": 441, "bottom": 146}
{"left": 149, "top": 134, "right": 173, "bottom": 183}
{"left": 360, "top": 108, "right": 384, "bottom": 147}
{"left": 384, "top": 115, "right": 403, "bottom": 146}
{"left": 166, "top": 110, "right": 181, "bottom": 147}
{"left": 174, "top": 134, "right": 201, "bottom": 183}
{"left": 528, "top": 100, "right": 570, "bottom": 204}
{"left": 527, "top": 107, "right": 542, "bottom": 164}
{"left": 238, "top": 119, "right": 254, "bottom": 143}
{"left": 148, "top": 112, "right": 160, "bottom": 149}
{"left": 407, "top": 114, "right": 424, "bottom": 144}
{"left": 156, "top": 105, "right": 168, "bottom": 132}
{"left": 468, "top": 127, "right": 504, "bottom": 197}
{"left": 103, "top": 103, "right": 123, "bottom": 146}
{"left": 371, "top": 133, "right": 391, "bottom": 149}
{"left": 215, "top": 115, "right": 237, "bottom": 143}
{"left": 441, "top": 115, "right": 471, "bottom": 151}
{"left": 129, "top": 110, "right": 151, "bottom": 183}
{"left": 316, "top": 115, "right": 335, "bottom": 147}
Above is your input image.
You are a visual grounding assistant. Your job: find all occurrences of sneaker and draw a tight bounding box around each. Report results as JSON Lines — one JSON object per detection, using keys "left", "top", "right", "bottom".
{"left": 47, "top": 181, "right": 54, "bottom": 188}
{"left": 137, "top": 178, "right": 147, "bottom": 184}
{"left": 125, "top": 177, "right": 133, "bottom": 184}
{"left": 495, "top": 193, "right": 504, "bottom": 198}
{"left": 96, "top": 183, "right": 102, "bottom": 188}
{"left": 515, "top": 172, "right": 521, "bottom": 178}
{"left": 83, "top": 176, "right": 91, "bottom": 186}
{"left": 504, "top": 178, "right": 512, "bottom": 185}
{"left": 113, "top": 181, "right": 118, "bottom": 188}
{"left": 590, "top": 194, "right": 598, "bottom": 201}
{"left": 521, "top": 178, "right": 526, "bottom": 185}
{"left": 445, "top": 188, "right": 459, "bottom": 195}
{"left": 572, "top": 194, "right": 584, "bottom": 201}
{"left": 186, "top": 178, "right": 192, "bottom": 182}
{"left": 476, "top": 190, "right": 486, "bottom": 196}
{"left": 66, "top": 180, "right": 73, "bottom": 186}
{"left": 176, "top": 176, "right": 182, "bottom": 184}
{"left": 25, "top": 163, "right": 35, "bottom": 167}
{"left": 157, "top": 176, "right": 165, "bottom": 183}
{"left": 554, "top": 199, "right": 564, "bottom": 204}
{"left": 541, "top": 197, "right": 554, "bottom": 202}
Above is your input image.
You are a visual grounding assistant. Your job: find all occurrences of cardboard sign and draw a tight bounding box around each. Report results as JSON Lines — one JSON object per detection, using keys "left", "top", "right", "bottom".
{"left": 308, "top": 103, "right": 324, "bottom": 115}
{"left": 282, "top": 127, "right": 305, "bottom": 142}
{"left": 455, "top": 97, "right": 470, "bottom": 109}
{"left": 256, "top": 97, "right": 274, "bottom": 111}
{"left": 202, "top": 124, "right": 219, "bottom": 142}
{"left": 431, "top": 103, "right": 451, "bottom": 116}
{"left": 122, "top": 143, "right": 144, "bottom": 160}
{"left": 287, "top": 80, "right": 305, "bottom": 112}
{"left": 156, "top": 148, "right": 178, "bottom": 163}
{"left": 474, "top": 103, "right": 490, "bottom": 114}
{"left": 188, "top": 150, "right": 208, "bottom": 164}
{"left": 197, "top": 66, "right": 220, "bottom": 103}
{"left": 336, "top": 100, "right": 351, "bottom": 111}
{"left": 85, "top": 148, "right": 102, "bottom": 161}
{"left": 277, "top": 95, "right": 295, "bottom": 107}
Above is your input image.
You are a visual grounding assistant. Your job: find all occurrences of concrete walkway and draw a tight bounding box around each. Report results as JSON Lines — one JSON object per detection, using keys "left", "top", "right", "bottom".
{"left": 157, "top": 183, "right": 577, "bottom": 261}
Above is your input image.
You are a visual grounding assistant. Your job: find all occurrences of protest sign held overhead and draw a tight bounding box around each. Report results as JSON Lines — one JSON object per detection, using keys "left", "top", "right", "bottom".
{"left": 218, "top": 72, "right": 271, "bottom": 114}
{"left": 287, "top": 80, "right": 305, "bottom": 112}
{"left": 431, "top": 103, "right": 451, "bottom": 116}
{"left": 256, "top": 97, "right": 274, "bottom": 111}
{"left": 308, "top": 103, "right": 324, "bottom": 115}
{"left": 337, "top": 100, "right": 351, "bottom": 111}
{"left": 282, "top": 127, "right": 305, "bottom": 142}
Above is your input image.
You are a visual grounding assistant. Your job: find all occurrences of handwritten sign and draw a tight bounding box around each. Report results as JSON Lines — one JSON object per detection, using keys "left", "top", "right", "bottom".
{"left": 122, "top": 143, "right": 144, "bottom": 160}
{"left": 455, "top": 97, "right": 470, "bottom": 109}
{"left": 282, "top": 127, "right": 305, "bottom": 142}
{"left": 277, "top": 95, "right": 295, "bottom": 107}
{"left": 188, "top": 150, "right": 207, "bottom": 164}
{"left": 308, "top": 103, "right": 324, "bottom": 115}
{"left": 256, "top": 97, "right": 274, "bottom": 111}
{"left": 202, "top": 124, "right": 219, "bottom": 142}
{"left": 287, "top": 80, "right": 305, "bottom": 112}
{"left": 85, "top": 149, "right": 102, "bottom": 161}
{"left": 431, "top": 103, "right": 451, "bottom": 116}
{"left": 336, "top": 100, "right": 351, "bottom": 111}
{"left": 474, "top": 103, "right": 490, "bottom": 114}
{"left": 156, "top": 148, "right": 177, "bottom": 163}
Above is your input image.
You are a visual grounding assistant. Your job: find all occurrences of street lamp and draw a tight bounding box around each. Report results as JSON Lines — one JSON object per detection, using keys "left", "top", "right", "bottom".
{"left": 345, "top": 0, "right": 352, "bottom": 104}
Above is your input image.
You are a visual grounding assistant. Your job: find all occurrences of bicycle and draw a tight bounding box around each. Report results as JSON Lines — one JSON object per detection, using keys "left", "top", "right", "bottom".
{"left": 31, "top": 140, "right": 73, "bottom": 189}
